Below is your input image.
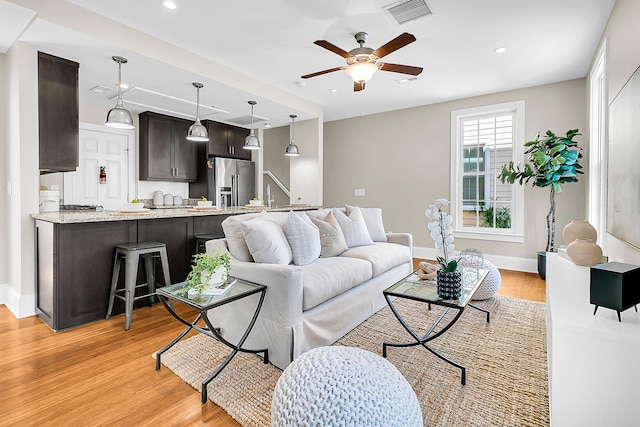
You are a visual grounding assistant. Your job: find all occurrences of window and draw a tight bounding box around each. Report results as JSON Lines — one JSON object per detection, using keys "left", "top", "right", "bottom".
{"left": 588, "top": 39, "right": 608, "bottom": 250}
{"left": 450, "top": 101, "right": 525, "bottom": 242}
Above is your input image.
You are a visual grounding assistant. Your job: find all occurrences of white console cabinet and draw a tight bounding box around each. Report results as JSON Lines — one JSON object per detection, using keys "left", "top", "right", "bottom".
{"left": 546, "top": 253, "right": 640, "bottom": 426}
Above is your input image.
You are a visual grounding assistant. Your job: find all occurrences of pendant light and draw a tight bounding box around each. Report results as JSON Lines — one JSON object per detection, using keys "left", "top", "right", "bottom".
{"left": 105, "top": 56, "right": 134, "bottom": 129}
{"left": 187, "top": 82, "right": 209, "bottom": 142}
{"left": 243, "top": 101, "right": 260, "bottom": 150}
{"left": 284, "top": 114, "right": 300, "bottom": 157}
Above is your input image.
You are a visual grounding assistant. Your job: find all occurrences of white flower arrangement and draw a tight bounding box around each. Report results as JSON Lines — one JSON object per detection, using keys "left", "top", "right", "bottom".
{"left": 425, "top": 199, "right": 457, "bottom": 271}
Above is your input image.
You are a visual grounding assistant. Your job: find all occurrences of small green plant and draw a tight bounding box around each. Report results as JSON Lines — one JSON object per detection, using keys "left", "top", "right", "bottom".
{"left": 182, "top": 250, "right": 231, "bottom": 294}
{"left": 437, "top": 257, "right": 458, "bottom": 272}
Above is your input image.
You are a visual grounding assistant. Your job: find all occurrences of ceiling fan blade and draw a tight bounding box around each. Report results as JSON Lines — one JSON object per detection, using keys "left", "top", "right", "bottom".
{"left": 373, "top": 33, "right": 416, "bottom": 58}
{"left": 354, "top": 81, "right": 365, "bottom": 92}
{"left": 380, "top": 63, "right": 423, "bottom": 76}
{"left": 301, "top": 67, "right": 343, "bottom": 79}
{"left": 314, "top": 40, "right": 353, "bottom": 59}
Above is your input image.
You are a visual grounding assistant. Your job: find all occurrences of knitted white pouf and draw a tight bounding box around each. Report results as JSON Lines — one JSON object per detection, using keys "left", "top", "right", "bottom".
{"left": 472, "top": 259, "right": 502, "bottom": 300}
{"left": 271, "top": 346, "right": 423, "bottom": 427}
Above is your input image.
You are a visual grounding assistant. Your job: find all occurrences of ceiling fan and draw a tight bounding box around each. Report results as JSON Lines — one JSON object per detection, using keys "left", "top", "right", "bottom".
{"left": 301, "top": 32, "right": 423, "bottom": 92}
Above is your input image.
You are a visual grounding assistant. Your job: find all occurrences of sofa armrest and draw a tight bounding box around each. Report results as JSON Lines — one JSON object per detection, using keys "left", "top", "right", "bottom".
{"left": 386, "top": 232, "right": 412, "bottom": 247}
{"left": 206, "top": 238, "right": 304, "bottom": 327}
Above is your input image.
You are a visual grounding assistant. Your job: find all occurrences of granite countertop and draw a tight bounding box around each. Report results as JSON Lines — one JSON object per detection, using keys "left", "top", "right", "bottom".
{"left": 32, "top": 205, "right": 321, "bottom": 224}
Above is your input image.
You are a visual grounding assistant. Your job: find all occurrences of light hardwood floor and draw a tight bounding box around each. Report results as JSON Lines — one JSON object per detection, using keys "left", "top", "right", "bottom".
{"left": 0, "top": 263, "right": 545, "bottom": 426}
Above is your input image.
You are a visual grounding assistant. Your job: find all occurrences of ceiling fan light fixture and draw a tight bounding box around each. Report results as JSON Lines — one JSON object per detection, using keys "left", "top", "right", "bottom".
{"left": 345, "top": 62, "right": 379, "bottom": 84}
{"left": 285, "top": 114, "right": 300, "bottom": 157}
{"left": 243, "top": 101, "right": 261, "bottom": 150}
{"left": 187, "top": 82, "right": 209, "bottom": 142}
{"left": 105, "top": 56, "right": 135, "bottom": 129}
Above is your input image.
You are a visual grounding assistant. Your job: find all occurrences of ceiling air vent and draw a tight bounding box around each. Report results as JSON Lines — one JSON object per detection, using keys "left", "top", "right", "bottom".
{"left": 384, "top": 0, "right": 432, "bottom": 25}
{"left": 226, "top": 114, "right": 269, "bottom": 127}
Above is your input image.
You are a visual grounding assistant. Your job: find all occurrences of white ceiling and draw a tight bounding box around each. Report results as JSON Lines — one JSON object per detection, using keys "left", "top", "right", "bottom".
{"left": 1, "top": 0, "right": 616, "bottom": 128}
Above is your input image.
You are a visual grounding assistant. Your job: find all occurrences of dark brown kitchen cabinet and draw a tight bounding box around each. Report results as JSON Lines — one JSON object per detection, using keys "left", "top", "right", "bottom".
{"left": 38, "top": 52, "right": 79, "bottom": 172}
{"left": 35, "top": 219, "right": 137, "bottom": 331}
{"left": 205, "top": 120, "right": 251, "bottom": 160}
{"left": 139, "top": 111, "right": 199, "bottom": 181}
{"left": 137, "top": 216, "right": 194, "bottom": 284}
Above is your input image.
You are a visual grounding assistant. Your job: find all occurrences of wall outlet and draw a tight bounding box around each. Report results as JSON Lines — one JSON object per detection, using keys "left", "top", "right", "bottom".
{"left": 355, "top": 188, "right": 365, "bottom": 197}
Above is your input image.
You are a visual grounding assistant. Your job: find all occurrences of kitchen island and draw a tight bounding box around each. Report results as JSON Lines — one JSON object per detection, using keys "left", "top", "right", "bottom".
{"left": 32, "top": 205, "right": 319, "bottom": 331}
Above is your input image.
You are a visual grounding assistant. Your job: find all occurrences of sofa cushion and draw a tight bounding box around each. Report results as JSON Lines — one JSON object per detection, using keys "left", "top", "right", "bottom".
{"left": 222, "top": 213, "right": 262, "bottom": 261}
{"left": 299, "top": 257, "right": 373, "bottom": 311}
{"left": 333, "top": 207, "right": 374, "bottom": 248}
{"left": 341, "top": 242, "right": 411, "bottom": 277}
{"left": 241, "top": 218, "right": 293, "bottom": 265}
{"left": 346, "top": 204, "right": 387, "bottom": 242}
{"left": 285, "top": 211, "right": 321, "bottom": 266}
{"left": 309, "top": 211, "right": 348, "bottom": 257}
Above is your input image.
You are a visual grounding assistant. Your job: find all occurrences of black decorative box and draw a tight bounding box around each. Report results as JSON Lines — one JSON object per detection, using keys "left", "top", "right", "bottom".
{"left": 590, "top": 262, "right": 640, "bottom": 322}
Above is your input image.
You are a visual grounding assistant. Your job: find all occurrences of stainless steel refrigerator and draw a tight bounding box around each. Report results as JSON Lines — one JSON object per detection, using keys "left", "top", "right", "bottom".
{"left": 190, "top": 157, "right": 255, "bottom": 207}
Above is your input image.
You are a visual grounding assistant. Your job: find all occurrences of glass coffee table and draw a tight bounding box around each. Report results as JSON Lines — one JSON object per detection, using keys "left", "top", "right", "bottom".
{"left": 155, "top": 278, "right": 268, "bottom": 403}
{"left": 382, "top": 267, "right": 489, "bottom": 385}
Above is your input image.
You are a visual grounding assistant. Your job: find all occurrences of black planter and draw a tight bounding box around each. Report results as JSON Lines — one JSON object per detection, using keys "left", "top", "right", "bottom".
{"left": 537, "top": 251, "right": 546, "bottom": 280}
{"left": 437, "top": 270, "right": 462, "bottom": 299}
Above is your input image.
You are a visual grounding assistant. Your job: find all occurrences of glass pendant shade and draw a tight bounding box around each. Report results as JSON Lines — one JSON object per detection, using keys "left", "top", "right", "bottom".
{"left": 243, "top": 101, "right": 261, "bottom": 150}
{"left": 105, "top": 56, "right": 135, "bottom": 129}
{"left": 345, "top": 61, "right": 378, "bottom": 83}
{"left": 187, "top": 82, "right": 209, "bottom": 142}
{"left": 284, "top": 114, "right": 300, "bottom": 157}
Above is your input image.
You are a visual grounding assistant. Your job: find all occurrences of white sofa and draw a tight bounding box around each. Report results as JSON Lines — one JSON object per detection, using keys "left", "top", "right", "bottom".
{"left": 205, "top": 207, "right": 412, "bottom": 370}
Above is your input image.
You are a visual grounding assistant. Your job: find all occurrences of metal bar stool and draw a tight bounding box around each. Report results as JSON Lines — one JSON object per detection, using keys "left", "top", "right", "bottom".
{"left": 195, "top": 234, "right": 222, "bottom": 254}
{"left": 106, "top": 241, "right": 171, "bottom": 330}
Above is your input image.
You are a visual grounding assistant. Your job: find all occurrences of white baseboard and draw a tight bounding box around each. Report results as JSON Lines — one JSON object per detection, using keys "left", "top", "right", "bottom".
{"left": 0, "top": 283, "right": 36, "bottom": 319}
{"left": 412, "top": 246, "right": 538, "bottom": 273}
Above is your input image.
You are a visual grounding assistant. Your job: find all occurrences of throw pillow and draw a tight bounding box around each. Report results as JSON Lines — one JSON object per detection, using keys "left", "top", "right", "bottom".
{"left": 333, "top": 207, "right": 374, "bottom": 248}
{"left": 346, "top": 204, "right": 387, "bottom": 242}
{"left": 285, "top": 211, "right": 321, "bottom": 266}
{"left": 309, "top": 211, "right": 349, "bottom": 257}
{"left": 241, "top": 218, "right": 293, "bottom": 265}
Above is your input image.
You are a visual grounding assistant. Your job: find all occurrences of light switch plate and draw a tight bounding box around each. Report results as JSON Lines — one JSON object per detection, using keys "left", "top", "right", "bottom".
{"left": 355, "top": 188, "right": 365, "bottom": 197}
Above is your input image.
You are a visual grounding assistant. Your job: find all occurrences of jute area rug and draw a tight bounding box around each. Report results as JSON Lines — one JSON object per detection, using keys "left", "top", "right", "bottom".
{"left": 157, "top": 296, "right": 549, "bottom": 426}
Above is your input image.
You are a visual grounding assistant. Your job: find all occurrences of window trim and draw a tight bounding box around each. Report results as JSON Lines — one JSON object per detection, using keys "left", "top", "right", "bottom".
{"left": 450, "top": 101, "right": 525, "bottom": 243}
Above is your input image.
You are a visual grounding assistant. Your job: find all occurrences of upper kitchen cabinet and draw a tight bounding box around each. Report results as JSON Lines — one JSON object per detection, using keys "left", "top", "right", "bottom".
{"left": 139, "top": 111, "right": 199, "bottom": 181}
{"left": 205, "top": 120, "right": 251, "bottom": 161}
{"left": 38, "top": 52, "right": 79, "bottom": 173}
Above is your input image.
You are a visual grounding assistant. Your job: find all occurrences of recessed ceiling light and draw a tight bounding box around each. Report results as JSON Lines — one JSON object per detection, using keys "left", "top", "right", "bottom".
{"left": 89, "top": 85, "right": 112, "bottom": 93}
{"left": 329, "top": 88, "right": 338, "bottom": 93}
{"left": 396, "top": 77, "right": 418, "bottom": 84}
{"left": 495, "top": 47, "right": 507, "bottom": 54}
{"left": 264, "top": 123, "right": 272, "bottom": 128}
{"left": 163, "top": 1, "right": 177, "bottom": 10}
{"left": 296, "top": 81, "right": 306, "bottom": 87}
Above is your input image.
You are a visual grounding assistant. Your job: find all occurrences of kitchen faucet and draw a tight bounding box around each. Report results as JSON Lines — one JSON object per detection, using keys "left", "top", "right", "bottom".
{"left": 266, "top": 184, "right": 274, "bottom": 208}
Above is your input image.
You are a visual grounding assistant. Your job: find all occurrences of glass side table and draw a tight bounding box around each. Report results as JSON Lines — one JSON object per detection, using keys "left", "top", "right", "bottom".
{"left": 155, "top": 278, "right": 268, "bottom": 403}
{"left": 382, "top": 267, "right": 489, "bottom": 385}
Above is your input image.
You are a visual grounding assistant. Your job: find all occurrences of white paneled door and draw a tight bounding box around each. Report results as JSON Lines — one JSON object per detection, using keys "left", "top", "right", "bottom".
{"left": 64, "top": 125, "right": 134, "bottom": 210}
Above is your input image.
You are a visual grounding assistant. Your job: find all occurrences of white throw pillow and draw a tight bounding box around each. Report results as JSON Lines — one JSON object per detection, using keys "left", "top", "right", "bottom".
{"left": 310, "top": 211, "right": 349, "bottom": 257}
{"left": 333, "top": 207, "right": 374, "bottom": 248}
{"left": 241, "top": 218, "right": 293, "bottom": 265}
{"left": 221, "top": 213, "right": 262, "bottom": 261}
{"left": 346, "top": 204, "right": 387, "bottom": 242}
{"left": 285, "top": 211, "right": 321, "bottom": 266}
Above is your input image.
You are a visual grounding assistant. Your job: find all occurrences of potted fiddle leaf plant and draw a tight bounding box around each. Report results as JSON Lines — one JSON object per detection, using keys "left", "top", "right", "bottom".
{"left": 497, "top": 129, "right": 583, "bottom": 279}
{"left": 183, "top": 249, "right": 231, "bottom": 295}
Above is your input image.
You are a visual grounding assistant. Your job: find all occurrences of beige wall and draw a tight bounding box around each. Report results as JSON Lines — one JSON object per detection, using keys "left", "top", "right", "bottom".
{"left": 263, "top": 125, "right": 291, "bottom": 207}
{"left": 4, "top": 42, "right": 40, "bottom": 315}
{"left": 324, "top": 79, "right": 587, "bottom": 262}
{"left": 0, "top": 52, "right": 7, "bottom": 285}
{"left": 593, "top": 0, "right": 640, "bottom": 265}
